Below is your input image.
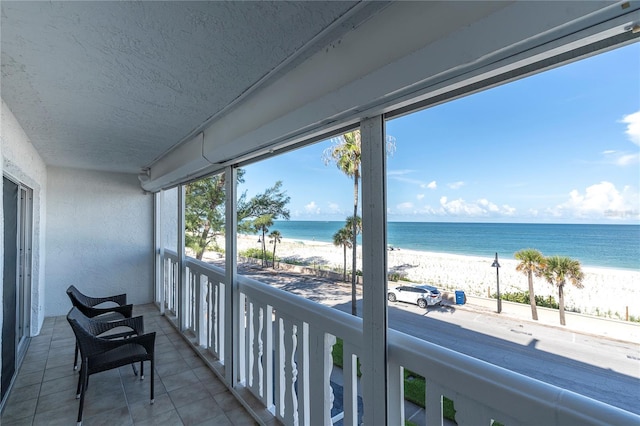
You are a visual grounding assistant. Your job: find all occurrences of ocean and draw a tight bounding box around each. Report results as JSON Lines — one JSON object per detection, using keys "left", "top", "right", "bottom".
{"left": 270, "top": 221, "right": 640, "bottom": 270}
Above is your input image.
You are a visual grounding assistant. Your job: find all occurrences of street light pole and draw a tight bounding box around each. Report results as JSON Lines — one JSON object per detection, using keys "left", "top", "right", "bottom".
{"left": 491, "top": 252, "right": 502, "bottom": 313}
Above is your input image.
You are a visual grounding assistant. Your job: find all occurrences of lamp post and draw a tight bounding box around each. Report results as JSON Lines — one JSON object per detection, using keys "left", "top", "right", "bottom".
{"left": 491, "top": 252, "right": 502, "bottom": 313}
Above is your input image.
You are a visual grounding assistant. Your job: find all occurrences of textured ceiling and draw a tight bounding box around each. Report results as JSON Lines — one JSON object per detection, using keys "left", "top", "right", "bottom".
{"left": 1, "top": 1, "right": 363, "bottom": 173}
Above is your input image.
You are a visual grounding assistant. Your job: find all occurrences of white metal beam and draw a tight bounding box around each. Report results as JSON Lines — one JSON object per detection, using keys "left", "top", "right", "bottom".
{"left": 360, "top": 115, "right": 388, "bottom": 425}
{"left": 224, "top": 166, "right": 239, "bottom": 386}
{"left": 178, "top": 185, "right": 186, "bottom": 331}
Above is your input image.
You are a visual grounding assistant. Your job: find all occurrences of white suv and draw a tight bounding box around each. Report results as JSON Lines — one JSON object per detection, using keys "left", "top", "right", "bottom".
{"left": 387, "top": 284, "right": 443, "bottom": 308}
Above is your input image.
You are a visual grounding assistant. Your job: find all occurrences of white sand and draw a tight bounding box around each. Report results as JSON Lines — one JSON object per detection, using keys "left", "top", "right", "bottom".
{"left": 230, "top": 235, "right": 639, "bottom": 319}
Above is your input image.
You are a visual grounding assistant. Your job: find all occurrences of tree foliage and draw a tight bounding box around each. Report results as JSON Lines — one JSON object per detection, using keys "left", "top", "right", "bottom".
{"left": 333, "top": 227, "right": 352, "bottom": 282}
{"left": 543, "top": 255, "right": 584, "bottom": 326}
{"left": 185, "top": 171, "right": 290, "bottom": 264}
{"left": 269, "top": 230, "right": 282, "bottom": 269}
{"left": 240, "top": 181, "right": 290, "bottom": 267}
{"left": 185, "top": 170, "right": 245, "bottom": 260}
{"left": 514, "top": 248, "right": 546, "bottom": 321}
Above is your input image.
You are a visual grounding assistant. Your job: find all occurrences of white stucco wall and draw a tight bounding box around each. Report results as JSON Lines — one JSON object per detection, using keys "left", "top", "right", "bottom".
{"left": 45, "top": 167, "right": 154, "bottom": 316}
{"left": 1, "top": 99, "right": 48, "bottom": 336}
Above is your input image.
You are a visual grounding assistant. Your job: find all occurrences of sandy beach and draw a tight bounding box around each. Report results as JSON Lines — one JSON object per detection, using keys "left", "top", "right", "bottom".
{"left": 223, "top": 235, "right": 640, "bottom": 319}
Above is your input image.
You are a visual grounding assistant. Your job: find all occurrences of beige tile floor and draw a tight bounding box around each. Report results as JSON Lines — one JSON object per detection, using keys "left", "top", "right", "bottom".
{"left": 1, "top": 304, "right": 258, "bottom": 426}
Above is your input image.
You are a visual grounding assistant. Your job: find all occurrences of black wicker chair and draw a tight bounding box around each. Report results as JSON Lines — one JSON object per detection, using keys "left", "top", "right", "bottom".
{"left": 66, "top": 285, "right": 133, "bottom": 370}
{"left": 67, "top": 307, "right": 155, "bottom": 426}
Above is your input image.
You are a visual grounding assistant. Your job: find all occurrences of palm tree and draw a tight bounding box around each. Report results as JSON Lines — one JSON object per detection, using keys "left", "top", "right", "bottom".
{"left": 268, "top": 230, "right": 282, "bottom": 269}
{"left": 323, "top": 131, "right": 395, "bottom": 315}
{"left": 345, "top": 215, "right": 363, "bottom": 314}
{"left": 253, "top": 214, "right": 273, "bottom": 267}
{"left": 323, "top": 131, "right": 362, "bottom": 314}
{"left": 514, "top": 249, "right": 546, "bottom": 321}
{"left": 333, "top": 227, "right": 352, "bottom": 282}
{"left": 543, "top": 256, "right": 584, "bottom": 326}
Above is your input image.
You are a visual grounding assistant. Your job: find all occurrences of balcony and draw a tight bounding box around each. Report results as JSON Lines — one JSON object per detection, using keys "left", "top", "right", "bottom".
{"left": 1, "top": 250, "right": 638, "bottom": 425}
{"left": 2, "top": 3, "right": 640, "bottom": 425}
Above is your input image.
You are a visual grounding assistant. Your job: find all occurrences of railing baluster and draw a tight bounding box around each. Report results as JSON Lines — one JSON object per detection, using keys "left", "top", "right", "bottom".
{"left": 218, "top": 282, "right": 225, "bottom": 363}
{"left": 309, "top": 328, "right": 335, "bottom": 426}
{"left": 297, "top": 322, "right": 309, "bottom": 426}
{"left": 205, "top": 280, "right": 211, "bottom": 349}
{"left": 388, "top": 361, "right": 404, "bottom": 425}
{"left": 274, "top": 313, "right": 284, "bottom": 420}
{"left": 425, "top": 382, "right": 444, "bottom": 426}
{"left": 342, "top": 341, "right": 358, "bottom": 426}
{"left": 196, "top": 273, "right": 205, "bottom": 345}
{"left": 246, "top": 298, "right": 255, "bottom": 390}
{"left": 263, "top": 304, "right": 274, "bottom": 411}
{"left": 282, "top": 316, "right": 298, "bottom": 426}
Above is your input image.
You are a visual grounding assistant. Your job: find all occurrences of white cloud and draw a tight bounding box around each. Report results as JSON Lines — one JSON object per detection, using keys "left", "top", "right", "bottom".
{"left": 549, "top": 181, "right": 639, "bottom": 220}
{"left": 448, "top": 181, "right": 464, "bottom": 189}
{"left": 327, "top": 202, "right": 341, "bottom": 213}
{"left": 427, "top": 180, "right": 437, "bottom": 189}
{"left": 621, "top": 110, "right": 640, "bottom": 146}
{"left": 387, "top": 169, "right": 416, "bottom": 176}
{"left": 436, "top": 196, "right": 515, "bottom": 217}
{"left": 616, "top": 153, "right": 639, "bottom": 166}
{"left": 397, "top": 202, "right": 414, "bottom": 211}
{"left": 602, "top": 150, "right": 616, "bottom": 155}
{"left": 304, "top": 201, "right": 320, "bottom": 214}
{"left": 502, "top": 205, "right": 516, "bottom": 215}
{"left": 416, "top": 194, "right": 425, "bottom": 200}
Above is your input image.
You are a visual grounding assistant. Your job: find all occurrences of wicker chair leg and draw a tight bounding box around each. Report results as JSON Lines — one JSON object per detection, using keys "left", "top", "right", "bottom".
{"left": 74, "top": 344, "right": 79, "bottom": 370}
{"left": 76, "top": 365, "right": 83, "bottom": 399}
{"left": 77, "top": 369, "right": 88, "bottom": 426}
{"left": 150, "top": 358, "right": 155, "bottom": 404}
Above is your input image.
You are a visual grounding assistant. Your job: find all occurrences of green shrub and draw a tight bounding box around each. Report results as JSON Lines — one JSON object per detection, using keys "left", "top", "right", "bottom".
{"left": 240, "top": 248, "right": 274, "bottom": 262}
{"left": 388, "top": 272, "right": 412, "bottom": 282}
{"left": 282, "top": 257, "right": 306, "bottom": 266}
{"left": 496, "top": 291, "right": 559, "bottom": 309}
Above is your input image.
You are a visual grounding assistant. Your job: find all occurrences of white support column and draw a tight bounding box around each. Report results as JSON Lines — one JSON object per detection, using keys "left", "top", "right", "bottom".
{"left": 224, "top": 166, "right": 239, "bottom": 386}
{"left": 178, "top": 185, "right": 187, "bottom": 331}
{"left": 360, "top": 115, "right": 388, "bottom": 424}
{"left": 155, "top": 191, "right": 166, "bottom": 315}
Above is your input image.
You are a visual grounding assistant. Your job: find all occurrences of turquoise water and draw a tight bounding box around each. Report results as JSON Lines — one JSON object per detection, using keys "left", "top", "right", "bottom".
{"left": 269, "top": 221, "right": 640, "bottom": 270}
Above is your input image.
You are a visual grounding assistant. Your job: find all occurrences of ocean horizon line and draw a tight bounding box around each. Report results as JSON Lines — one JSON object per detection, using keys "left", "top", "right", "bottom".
{"left": 260, "top": 221, "right": 639, "bottom": 271}
{"left": 273, "top": 219, "right": 640, "bottom": 226}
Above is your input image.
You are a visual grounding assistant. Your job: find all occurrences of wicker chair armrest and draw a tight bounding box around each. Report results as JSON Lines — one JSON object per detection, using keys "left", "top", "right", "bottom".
{"left": 94, "top": 315, "right": 144, "bottom": 336}
{"left": 80, "top": 304, "right": 133, "bottom": 319}
{"left": 94, "top": 331, "right": 156, "bottom": 355}
{"left": 88, "top": 293, "right": 127, "bottom": 307}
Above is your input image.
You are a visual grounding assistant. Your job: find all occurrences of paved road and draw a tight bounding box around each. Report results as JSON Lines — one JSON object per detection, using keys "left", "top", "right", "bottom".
{"left": 238, "top": 264, "right": 640, "bottom": 415}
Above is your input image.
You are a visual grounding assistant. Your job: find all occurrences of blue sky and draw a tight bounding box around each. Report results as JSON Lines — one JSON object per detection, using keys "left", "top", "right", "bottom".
{"left": 241, "top": 43, "right": 640, "bottom": 224}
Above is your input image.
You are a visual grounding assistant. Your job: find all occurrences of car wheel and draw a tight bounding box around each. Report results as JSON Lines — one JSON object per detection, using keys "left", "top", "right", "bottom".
{"left": 388, "top": 293, "right": 397, "bottom": 302}
{"left": 417, "top": 299, "right": 427, "bottom": 309}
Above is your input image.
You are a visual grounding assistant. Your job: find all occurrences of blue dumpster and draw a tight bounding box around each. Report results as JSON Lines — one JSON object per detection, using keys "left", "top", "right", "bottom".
{"left": 455, "top": 290, "right": 465, "bottom": 305}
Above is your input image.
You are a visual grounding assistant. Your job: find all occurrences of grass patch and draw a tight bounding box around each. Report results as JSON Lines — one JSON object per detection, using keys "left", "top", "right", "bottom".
{"left": 404, "top": 369, "right": 456, "bottom": 422}
{"left": 332, "top": 338, "right": 361, "bottom": 376}
{"left": 333, "top": 338, "right": 456, "bottom": 422}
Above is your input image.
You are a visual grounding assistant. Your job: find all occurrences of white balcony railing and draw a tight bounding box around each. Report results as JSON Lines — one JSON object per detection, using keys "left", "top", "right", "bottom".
{"left": 158, "top": 250, "right": 639, "bottom": 425}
